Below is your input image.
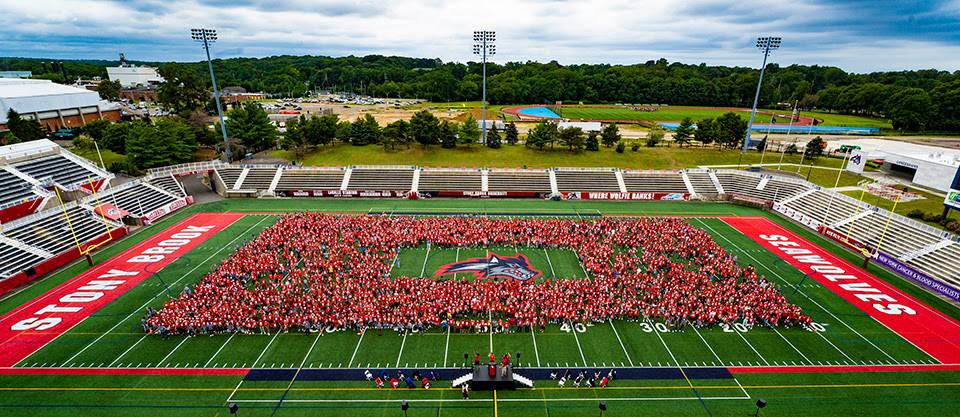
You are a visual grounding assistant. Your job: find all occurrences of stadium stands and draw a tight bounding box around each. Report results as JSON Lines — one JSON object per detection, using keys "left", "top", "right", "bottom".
{"left": 621, "top": 170, "right": 688, "bottom": 193}
{"left": 99, "top": 182, "right": 181, "bottom": 217}
{"left": 147, "top": 174, "right": 185, "bottom": 197}
{"left": 417, "top": 169, "right": 483, "bottom": 192}
{"left": 347, "top": 167, "right": 415, "bottom": 191}
{"left": 553, "top": 169, "right": 621, "bottom": 192}
{"left": 13, "top": 154, "right": 103, "bottom": 189}
{"left": 685, "top": 170, "right": 721, "bottom": 196}
{"left": 6, "top": 205, "right": 115, "bottom": 255}
{"left": 276, "top": 168, "right": 345, "bottom": 190}
{"left": 0, "top": 168, "right": 40, "bottom": 207}
{"left": 235, "top": 168, "right": 279, "bottom": 191}
{"left": 213, "top": 167, "right": 243, "bottom": 190}
{"left": 0, "top": 240, "right": 46, "bottom": 279}
{"left": 487, "top": 170, "right": 551, "bottom": 193}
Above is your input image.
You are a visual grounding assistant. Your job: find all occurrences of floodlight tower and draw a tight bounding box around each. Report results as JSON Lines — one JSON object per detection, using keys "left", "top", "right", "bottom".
{"left": 473, "top": 30, "right": 496, "bottom": 145}
{"left": 192, "top": 28, "right": 231, "bottom": 162}
{"left": 742, "top": 36, "right": 781, "bottom": 154}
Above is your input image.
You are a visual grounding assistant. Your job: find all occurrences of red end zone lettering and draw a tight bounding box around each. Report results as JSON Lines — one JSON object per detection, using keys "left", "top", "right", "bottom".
{"left": 0, "top": 212, "right": 243, "bottom": 367}
{"left": 723, "top": 217, "right": 960, "bottom": 364}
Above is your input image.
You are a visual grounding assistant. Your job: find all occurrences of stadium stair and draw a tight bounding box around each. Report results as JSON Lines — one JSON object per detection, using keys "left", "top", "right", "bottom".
{"left": 267, "top": 167, "right": 283, "bottom": 195}
{"left": 757, "top": 176, "right": 770, "bottom": 190}
{"left": 481, "top": 170, "right": 489, "bottom": 192}
{"left": 708, "top": 171, "right": 725, "bottom": 194}
{"left": 233, "top": 167, "right": 250, "bottom": 190}
{"left": 831, "top": 209, "right": 873, "bottom": 229}
{"left": 614, "top": 170, "right": 628, "bottom": 193}
{"left": 411, "top": 169, "right": 421, "bottom": 192}
{"left": 680, "top": 171, "right": 696, "bottom": 194}
{"left": 548, "top": 170, "right": 559, "bottom": 195}
{"left": 901, "top": 239, "right": 957, "bottom": 263}
{"left": 340, "top": 168, "right": 352, "bottom": 190}
{"left": 512, "top": 373, "right": 534, "bottom": 388}
{"left": 451, "top": 373, "right": 473, "bottom": 387}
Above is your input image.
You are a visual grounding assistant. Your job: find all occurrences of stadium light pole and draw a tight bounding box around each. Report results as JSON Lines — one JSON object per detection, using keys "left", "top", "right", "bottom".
{"left": 192, "top": 28, "right": 231, "bottom": 162}
{"left": 742, "top": 36, "right": 781, "bottom": 155}
{"left": 473, "top": 30, "right": 496, "bottom": 145}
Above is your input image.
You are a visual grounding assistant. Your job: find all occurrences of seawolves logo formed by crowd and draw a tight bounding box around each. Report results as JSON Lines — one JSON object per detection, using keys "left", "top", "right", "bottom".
{"left": 435, "top": 253, "right": 542, "bottom": 281}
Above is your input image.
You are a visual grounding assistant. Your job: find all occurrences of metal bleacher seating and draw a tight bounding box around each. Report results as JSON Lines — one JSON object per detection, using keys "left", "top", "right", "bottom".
{"left": 417, "top": 169, "right": 483, "bottom": 192}
{"left": 276, "top": 169, "right": 345, "bottom": 190}
{"left": 347, "top": 168, "right": 414, "bottom": 191}
{"left": 621, "top": 171, "right": 687, "bottom": 193}
{"left": 6, "top": 206, "right": 113, "bottom": 255}
{"left": 487, "top": 170, "right": 551, "bottom": 193}
{"left": 102, "top": 183, "right": 180, "bottom": 217}
{"left": 148, "top": 174, "right": 185, "bottom": 197}
{"left": 214, "top": 167, "right": 243, "bottom": 189}
{"left": 0, "top": 169, "right": 38, "bottom": 206}
{"left": 236, "top": 168, "right": 278, "bottom": 191}
{"left": 0, "top": 240, "right": 46, "bottom": 278}
{"left": 553, "top": 170, "right": 620, "bottom": 192}
{"left": 13, "top": 154, "right": 102, "bottom": 189}
{"left": 685, "top": 171, "right": 719, "bottom": 196}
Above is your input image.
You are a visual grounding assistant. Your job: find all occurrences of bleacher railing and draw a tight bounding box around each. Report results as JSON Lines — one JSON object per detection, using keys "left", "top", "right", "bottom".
{"left": 147, "top": 160, "right": 226, "bottom": 177}
{"left": 351, "top": 165, "right": 417, "bottom": 170}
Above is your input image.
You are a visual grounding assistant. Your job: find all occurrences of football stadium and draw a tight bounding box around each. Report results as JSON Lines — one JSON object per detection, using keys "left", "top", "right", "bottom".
{"left": 3, "top": 2, "right": 960, "bottom": 416}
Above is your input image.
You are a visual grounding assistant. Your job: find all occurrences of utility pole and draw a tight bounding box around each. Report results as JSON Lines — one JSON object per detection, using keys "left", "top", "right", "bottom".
{"left": 192, "top": 28, "right": 231, "bottom": 162}
{"left": 743, "top": 36, "right": 782, "bottom": 154}
{"left": 473, "top": 31, "right": 496, "bottom": 145}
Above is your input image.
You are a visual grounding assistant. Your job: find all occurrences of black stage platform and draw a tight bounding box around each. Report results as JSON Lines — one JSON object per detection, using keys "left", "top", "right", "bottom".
{"left": 470, "top": 364, "right": 516, "bottom": 390}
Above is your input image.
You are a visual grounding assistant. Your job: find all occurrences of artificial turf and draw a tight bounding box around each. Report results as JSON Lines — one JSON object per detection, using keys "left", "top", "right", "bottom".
{"left": 1, "top": 198, "right": 958, "bottom": 417}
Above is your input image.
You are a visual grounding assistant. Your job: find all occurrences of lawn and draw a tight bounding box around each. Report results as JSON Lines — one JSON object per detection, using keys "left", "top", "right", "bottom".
{"left": 69, "top": 146, "right": 126, "bottom": 170}
{"left": 4, "top": 198, "right": 960, "bottom": 417}
{"left": 556, "top": 106, "right": 891, "bottom": 130}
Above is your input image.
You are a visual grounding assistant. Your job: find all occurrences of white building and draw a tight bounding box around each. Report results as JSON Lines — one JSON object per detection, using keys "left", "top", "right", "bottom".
{"left": 841, "top": 138, "right": 960, "bottom": 192}
{"left": 106, "top": 66, "right": 163, "bottom": 88}
{"left": 0, "top": 78, "right": 120, "bottom": 131}
{"left": 558, "top": 121, "right": 602, "bottom": 132}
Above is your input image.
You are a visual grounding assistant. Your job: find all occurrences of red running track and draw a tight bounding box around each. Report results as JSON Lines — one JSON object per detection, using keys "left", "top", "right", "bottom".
{"left": 722, "top": 216, "right": 960, "bottom": 364}
{"left": 0, "top": 212, "right": 244, "bottom": 367}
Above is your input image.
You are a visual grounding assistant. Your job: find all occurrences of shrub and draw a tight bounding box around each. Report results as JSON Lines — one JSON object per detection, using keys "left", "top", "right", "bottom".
{"left": 906, "top": 209, "right": 925, "bottom": 219}
{"left": 615, "top": 142, "right": 625, "bottom": 153}
{"left": 631, "top": 143, "right": 640, "bottom": 152}
{"left": 945, "top": 221, "right": 960, "bottom": 233}
{"left": 923, "top": 212, "right": 943, "bottom": 223}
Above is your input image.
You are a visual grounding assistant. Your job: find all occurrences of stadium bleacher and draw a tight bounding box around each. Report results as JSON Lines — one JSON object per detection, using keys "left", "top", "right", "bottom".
{"left": 347, "top": 168, "right": 414, "bottom": 191}
{"left": 235, "top": 168, "right": 279, "bottom": 191}
{"left": 685, "top": 170, "right": 720, "bottom": 196}
{"left": 0, "top": 240, "right": 46, "bottom": 278}
{"left": 101, "top": 182, "right": 181, "bottom": 217}
{"left": 13, "top": 154, "right": 103, "bottom": 189}
{"left": 553, "top": 170, "right": 621, "bottom": 192}
{"left": 417, "top": 169, "right": 483, "bottom": 192}
{"left": 0, "top": 169, "right": 39, "bottom": 207}
{"left": 621, "top": 171, "right": 688, "bottom": 193}
{"left": 487, "top": 170, "right": 551, "bottom": 193}
{"left": 6, "top": 206, "right": 115, "bottom": 255}
{"left": 148, "top": 174, "right": 185, "bottom": 197}
{"left": 276, "top": 169, "right": 345, "bottom": 190}
{"left": 213, "top": 167, "right": 243, "bottom": 190}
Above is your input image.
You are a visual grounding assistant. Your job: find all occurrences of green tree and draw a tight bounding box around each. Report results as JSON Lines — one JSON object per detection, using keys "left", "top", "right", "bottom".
{"left": 600, "top": 123, "right": 620, "bottom": 147}
{"left": 225, "top": 101, "right": 277, "bottom": 154}
{"left": 6, "top": 109, "right": 46, "bottom": 141}
{"left": 439, "top": 120, "right": 457, "bottom": 149}
{"left": 410, "top": 110, "right": 441, "bottom": 148}
{"left": 335, "top": 121, "right": 352, "bottom": 143}
{"left": 157, "top": 63, "right": 211, "bottom": 115}
{"left": 101, "top": 122, "right": 131, "bottom": 153}
{"left": 646, "top": 126, "right": 665, "bottom": 147}
{"left": 125, "top": 119, "right": 197, "bottom": 169}
{"left": 81, "top": 119, "right": 112, "bottom": 141}
{"left": 281, "top": 116, "right": 311, "bottom": 161}
{"left": 525, "top": 120, "right": 558, "bottom": 150}
{"left": 487, "top": 124, "right": 502, "bottom": 149}
{"left": 885, "top": 88, "right": 933, "bottom": 132}
{"left": 756, "top": 136, "right": 767, "bottom": 153}
{"left": 805, "top": 136, "right": 826, "bottom": 159}
{"left": 0, "top": 132, "right": 19, "bottom": 146}
{"left": 349, "top": 114, "right": 381, "bottom": 146}
{"left": 558, "top": 126, "right": 585, "bottom": 151}
{"left": 715, "top": 112, "right": 747, "bottom": 149}
{"left": 673, "top": 117, "right": 694, "bottom": 148}
{"left": 585, "top": 131, "right": 599, "bottom": 151}
{"left": 615, "top": 141, "right": 625, "bottom": 153}
{"left": 694, "top": 118, "right": 716, "bottom": 147}
{"left": 383, "top": 120, "right": 410, "bottom": 150}
{"left": 309, "top": 114, "right": 339, "bottom": 146}
{"left": 504, "top": 122, "right": 519, "bottom": 145}
{"left": 459, "top": 115, "right": 481, "bottom": 146}
{"left": 96, "top": 79, "right": 121, "bottom": 101}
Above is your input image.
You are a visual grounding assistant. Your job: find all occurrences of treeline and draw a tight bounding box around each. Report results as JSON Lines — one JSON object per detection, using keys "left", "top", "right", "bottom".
{"left": 4, "top": 55, "right": 959, "bottom": 131}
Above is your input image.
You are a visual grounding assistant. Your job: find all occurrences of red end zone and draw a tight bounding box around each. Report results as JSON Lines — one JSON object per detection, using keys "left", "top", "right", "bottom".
{"left": 723, "top": 216, "right": 960, "bottom": 364}
{"left": 0, "top": 212, "right": 244, "bottom": 367}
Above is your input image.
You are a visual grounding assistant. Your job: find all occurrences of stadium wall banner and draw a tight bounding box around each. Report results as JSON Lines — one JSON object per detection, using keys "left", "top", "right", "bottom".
{"left": 872, "top": 250, "right": 960, "bottom": 304}
{"left": 0, "top": 213, "right": 243, "bottom": 366}
{"left": 94, "top": 202, "right": 129, "bottom": 221}
{"left": 142, "top": 195, "right": 193, "bottom": 224}
{"left": 945, "top": 189, "right": 960, "bottom": 211}
{"left": 846, "top": 149, "right": 867, "bottom": 174}
{"left": 568, "top": 192, "right": 690, "bottom": 201}
{"left": 276, "top": 190, "right": 407, "bottom": 198}
{"left": 772, "top": 202, "right": 822, "bottom": 229}
{"left": 430, "top": 191, "right": 542, "bottom": 199}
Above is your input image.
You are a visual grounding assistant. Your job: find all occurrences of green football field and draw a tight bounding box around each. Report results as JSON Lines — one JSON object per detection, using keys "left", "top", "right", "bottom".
{"left": 1, "top": 198, "right": 958, "bottom": 416}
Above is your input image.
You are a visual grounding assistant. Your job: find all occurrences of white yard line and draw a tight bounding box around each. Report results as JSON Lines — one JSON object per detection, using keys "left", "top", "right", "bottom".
{"left": 609, "top": 320, "right": 634, "bottom": 367}
{"left": 693, "top": 218, "right": 901, "bottom": 363}
{"left": 251, "top": 332, "right": 281, "bottom": 368}
{"left": 420, "top": 245, "right": 431, "bottom": 277}
{"left": 108, "top": 334, "right": 147, "bottom": 367}
{"left": 772, "top": 327, "right": 814, "bottom": 365}
{"left": 531, "top": 325, "right": 541, "bottom": 367}
{"left": 543, "top": 248, "right": 557, "bottom": 278}
{"left": 689, "top": 325, "right": 723, "bottom": 366}
{"left": 231, "top": 397, "right": 748, "bottom": 404}
{"left": 395, "top": 329, "right": 408, "bottom": 367}
{"left": 569, "top": 321, "right": 588, "bottom": 367}
{"left": 60, "top": 216, "right": 272, "bottom": 366}
{"left": 158, "top": 336, "right": 190, "bottom": 366}
{"left": 443, "top": 325, "right": 451, "bottom": 367}
{"left": 732, "top": 330, "right": 770, "bottom": 366}
{"left": 204, "top": 333, "right": 237, "bottom": 367}
{"left": 815, "top": 331, "right": 855, "bottom": 362}
{"left": 347, "top": 329, "right": 366, "bottom": 368}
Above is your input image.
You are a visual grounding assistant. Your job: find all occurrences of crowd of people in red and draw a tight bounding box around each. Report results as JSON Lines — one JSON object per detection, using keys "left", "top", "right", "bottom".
{"left": 142, "top": 213, "right": 810, "bottom": 335}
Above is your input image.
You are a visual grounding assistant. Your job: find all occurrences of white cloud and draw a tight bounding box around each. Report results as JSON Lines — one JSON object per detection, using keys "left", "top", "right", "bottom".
{"left": 0, "top": 0, "right": 957, "bottom": 72}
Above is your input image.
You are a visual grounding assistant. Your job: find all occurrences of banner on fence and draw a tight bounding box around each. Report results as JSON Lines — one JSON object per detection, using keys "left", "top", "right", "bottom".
{"left": 773, "top": 202, "right": 822, "bottom": 230}
{"left": 873, "top": 250, "right": 960, "bottom": 304}
{"left": 142, "top": 196, "right": 193, "bottom": 224}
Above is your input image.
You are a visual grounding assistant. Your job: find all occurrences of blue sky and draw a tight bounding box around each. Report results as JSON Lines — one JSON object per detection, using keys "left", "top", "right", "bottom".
{"left": 0, "top": 0, "right": 958, "bottom": 72}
